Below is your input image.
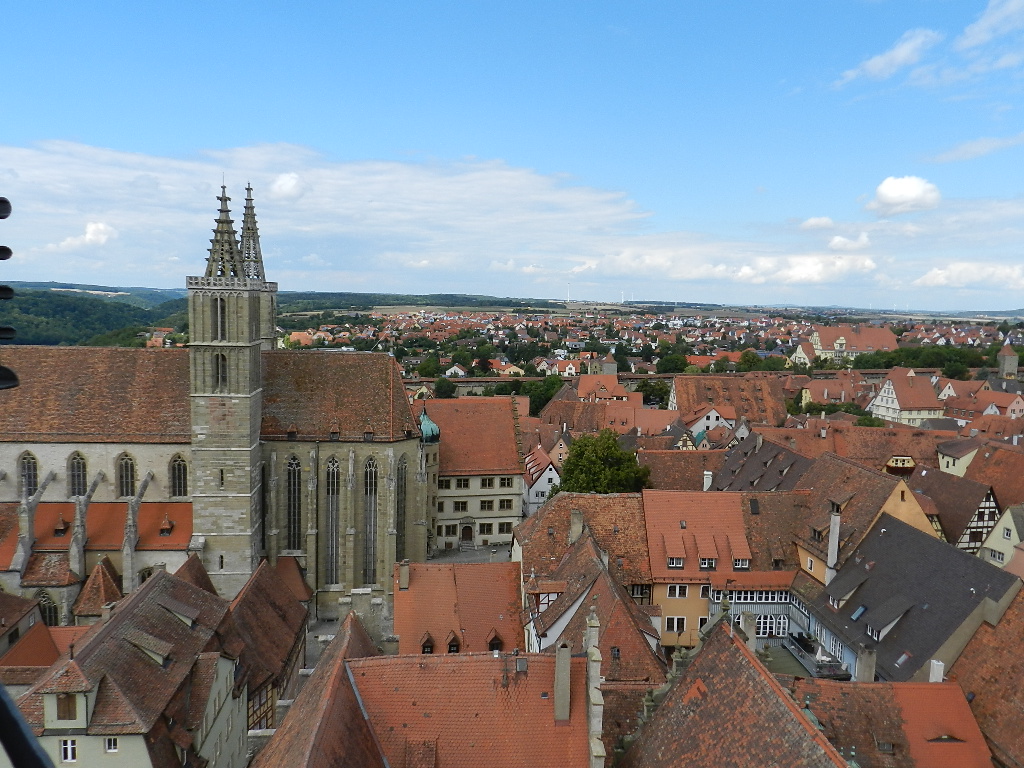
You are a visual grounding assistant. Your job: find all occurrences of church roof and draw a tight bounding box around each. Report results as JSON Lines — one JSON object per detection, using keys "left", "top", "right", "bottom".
{"left": 0, "top": 347, "right": 419, "bottom": 444}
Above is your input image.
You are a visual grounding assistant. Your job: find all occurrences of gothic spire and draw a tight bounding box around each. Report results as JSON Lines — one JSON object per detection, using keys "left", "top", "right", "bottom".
{"left": 239, "top": 184, "right": 266, "bottom": 280}
{"left": 205, "top": 186, "right": 244, "bottom": 278}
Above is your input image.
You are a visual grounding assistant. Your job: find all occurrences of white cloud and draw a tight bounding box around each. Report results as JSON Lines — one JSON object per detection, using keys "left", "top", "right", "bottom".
{"left": 45, "top": 221, "right": 118, "bottom": 252}
{"left": 914, "top": 261, "right": 1024, "bottom": 289}
{"left": 800, "top": 216, "right": 834, "bottom": 230}
{"left": 932, "top": 131, "right": 1024, "bottom": 162}
{"left": 956, "top": 0, "right": 1024, "bottom": 50}
{"left": 828, "top": 232, "right": 871, "bottom": 251}
{"left": 836, "top": 29, "right": 944, "bottom": 86}
{"left": 270, "top": 172, "right": 304, "bottom": 200}
{"left": 866, "top": 176, "right": 941, "bottom": 216}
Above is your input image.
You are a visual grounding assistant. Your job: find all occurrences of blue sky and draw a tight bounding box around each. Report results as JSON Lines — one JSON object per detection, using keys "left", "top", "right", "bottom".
{"left": 3, "top": 1, "right": 1024, "bottom": 311}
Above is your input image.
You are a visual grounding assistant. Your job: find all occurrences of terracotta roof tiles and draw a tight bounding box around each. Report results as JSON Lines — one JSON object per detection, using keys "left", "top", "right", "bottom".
{"left": 419, "top": 397, "right": 523, "bottom": 475}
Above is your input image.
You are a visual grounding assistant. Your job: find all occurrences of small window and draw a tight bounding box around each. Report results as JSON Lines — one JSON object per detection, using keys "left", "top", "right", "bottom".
{"left": 455, "top": 478, "right": 470, "bottom": 489}
{"left": 481, "top": 477, "right": 495, "bottom": 488}
{"left": 498, "top": 522, "right": 513, "bottom": 535}
{"left": 117, "top": 455, "right": 136, "bottom": 498}
{"left": 1004, "top": 527, "right": 1013, "bottom": 540}
{"left": 499, "top": 499, "right": 513, "bottom": 511}
{"left": 488, "top": 636, "right": 503, "bottom": 652}
{"left": 422, "top": 641, "right": 433, "bottom": 654}
{"left": 437, "top": 501, "right": 444, "bottom": 513}
{"left": 665, "top": 616, "right": 686, "bottom": 633}
{"left": 453, "top": 501, "right": 467, "bottom": 513}
{"left": 500, "top": 477, "right": 514, "bottom": 488}
{"left": 733, "top": 558, "right": 750, "bottom": 570}
{"left": 480, "top": 500, "right": 494, "bottom": 511}
{"left": 876, "top": 740, "right": 894, "bottom": 754}
{"left": 170, "top": 455, "right": 188, "bottom": 497}
{"left": 851, "top": 605, "right": 867, "bottom": 621}
{"left": 56, "top": 693, "right": 77, "bottom": 721}
{"left": 438, "top": 478, "right": 451, "bottom": 489}
{"left": 104, "top": 738, "right": 118, "bottom": 753}
{"left": 667, "top": 557, "right": 683, "bottom": 569}
{"left": 806, "top": 558, "right": 815, "bottom": 572}
{"left": 479, "top": 523, "right": 493, "bottom": 535}
{"left": 700, "top": 585, "right": 711, "bottom": 599}
{"left": 20, "top": 453, "right": 39, "bottom": 498}
{"left": 667, "top": 584, "right": 687, "bottom": 598}
{"left": 448, "top": 639, "right": 460, "bottom": 653}
{"left": 699, "top": 558, "right": 717, "bottom": 570}
{"left": 611, "top": 646, "right": 620, "bottom": 660}
{"left": 895, "top": 651, "right": 911, "bottom": 667}
{"left": 444, "top": 524, "right": 457, "bottom": 537}
{"left": 60, "top": 739, "right": 77, "bottom": 763}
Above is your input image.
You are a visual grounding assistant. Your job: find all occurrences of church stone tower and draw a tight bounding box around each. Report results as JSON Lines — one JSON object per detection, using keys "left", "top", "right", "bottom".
{"left": 188, "top": 186, "right": 277, "bottom": 598}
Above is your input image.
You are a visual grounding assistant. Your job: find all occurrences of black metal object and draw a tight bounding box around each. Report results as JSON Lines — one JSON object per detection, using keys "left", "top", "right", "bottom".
{"left": 0, "top": 683, "right": 54, "bottom": 768}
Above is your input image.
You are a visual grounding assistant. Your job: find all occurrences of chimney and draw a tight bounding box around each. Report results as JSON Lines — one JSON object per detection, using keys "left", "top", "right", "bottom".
{"left": 820, "top": 427, "right": 827, "bottom": 439}
{"left": 825, "top": 506, "right": 841, "bottom": 585}
{"left": 928, "top": 659, "right": 945, "bottom": 682}
{"left": 569, "top": 508, "right": 584, "bottom": 545}
{"left": 702, "top": 470, "right": 713, "bottom": 492}
{"left": 399, "top": 559, "right": 410, "bottom": 590}
{"left": 855, "top": 647, "right": 876, "bottom": 682}
{"left": 739, "top": 612, "right": 757, "bottom": 653}
{"left": 755, "top": 433, "right": 763, "bottom": 451}
{"left": 554, "top": 642, "right": 571, "bottom": 722}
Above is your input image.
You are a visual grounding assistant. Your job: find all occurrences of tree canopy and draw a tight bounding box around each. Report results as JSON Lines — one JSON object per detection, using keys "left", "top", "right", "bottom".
{"left": 551, "top": 430, "right": 650, "bottom": 494}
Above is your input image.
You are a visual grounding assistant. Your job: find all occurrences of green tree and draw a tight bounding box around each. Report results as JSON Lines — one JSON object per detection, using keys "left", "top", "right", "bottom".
{"left": 656, "top": 354, "right": 689, "bottom": 374}
{"left": 737, "top": 349, "right": 762, "bottom": 372}
{"left": 417, "top": 355, "right": 441, "bottom": 378}
{"left": 433, "top": 376, "right": 457, "bottom": 398}
{"left": 634, "top": 379, "right": 670, "bottom": 408}
{"left": 550, "top": 430, "right": 650, "bottom": 494}
{"left": 521, "top": 375, "right": 564, "bottom": 416}
{"left": 855, "top": 414, "right": 886, "bottom": 427}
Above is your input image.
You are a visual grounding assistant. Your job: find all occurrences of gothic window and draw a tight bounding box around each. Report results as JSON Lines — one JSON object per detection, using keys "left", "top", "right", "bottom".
{"left": 286, "top": 456, "right": 302, "bottom": 551}
{"left": 36, "top": 590, "right": 58, "bottom": 626}
{"left": 213, "top": 296, "right": 227, "bottom": 341}
{"left": 68, "top": 453, "right": 87, "bottom": 497}
{"left": 117, "top": 455, "right": 136, "bottom": 498}
{"left": 213, "top": 353, "right": 228, "bottom": 392}
{"left": 19, "top": 453, "right": 38, "bottom": 498}
{"left": 396, "top": 456, "right": 408, "bottom": 562}
{"left": 325, "top": 457, "right": 341, "bottom": 584}
{"left": 170, "top": 455, "right": 188, "bottom": 497}
{"left": 363, "top": 458, "right": 378, "bottom": 585}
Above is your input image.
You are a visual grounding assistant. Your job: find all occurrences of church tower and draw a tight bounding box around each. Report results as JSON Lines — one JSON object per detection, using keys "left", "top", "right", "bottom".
{"left": 188, "top": 186, "right": 278, "bottom": 598}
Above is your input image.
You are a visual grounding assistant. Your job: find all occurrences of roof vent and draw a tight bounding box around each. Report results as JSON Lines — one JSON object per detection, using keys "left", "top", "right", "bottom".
{"left": 679, "top": 520, "right": 687, "bottom": 529}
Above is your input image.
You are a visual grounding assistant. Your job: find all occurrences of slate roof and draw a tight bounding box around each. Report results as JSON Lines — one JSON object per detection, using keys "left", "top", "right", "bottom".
{"left": 789, "top": 678, "right": 991, "bottom": 768}
{"left": 348, "top": 652, "right": 591, "bottom": 768}
{"left": 619, "top": 621, "right": 846, "bottom": 768}
{"left": 906, "top": 466, "right": 993, "bottom": 544}
{"left": 392, "top": 561, "right": 523, "bottom": 655}
{"left": 949, "top": 586, "right": 1024, "bottom": 768}
{"left": 741, "top": 490, "right": 815, "bottom": 570}
{"left": 670, "top": 374, "right": 788, "bottom": 426}
{"left": 637, "top": 449, "right": 728, "bottom": 490}
{"left": 516, "top": 492, "right": 650, "bottom": 586}
{"left": 250, "top": 613, "right": 383, "bottom": 768}
{"left": 262, "top": 350, "right": 419, "bottom": 441}
{"left": 813, "top": 514, "right": 1021, "bottom": 682}
{"left": 230, "top": 560, "right": 308, "bottom": 692}
{"left": 714, "top": 432, "right": 814, "bottom": 492}
{"left": 418, "top": 397, "right": 524, "bottom": 475}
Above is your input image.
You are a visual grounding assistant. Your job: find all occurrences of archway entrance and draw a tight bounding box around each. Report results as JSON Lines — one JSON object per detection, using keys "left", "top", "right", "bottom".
{"left": 461, "top": 525, "right": 474, "bottom": 543}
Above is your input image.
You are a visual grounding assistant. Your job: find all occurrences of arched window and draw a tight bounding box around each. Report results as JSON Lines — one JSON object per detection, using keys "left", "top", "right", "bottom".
{"left": 395, "top": 456, "right": 408, "bottom": 562}
{"left": 117, "top": 455, "right": 136, "bottom": 498}
{"left": 36, "top": 590, "right": 59, "bottom": 627}
{"left": 20, "top": 453, "right": 38, "bottom": 498}
{"left": 68, "top": 453, "right": 87, "bottom": 497}
{"left": 213, "top": 297, "right": 227, "bottom": 341}
{"left": 755, "top": 613, "right": 790, "bottom": 638}
{"left": 363, "top": 458, "right": 378, "bottom": 585}
{"left": 286, "top": 456, "right": 302, "bottom": 550}
{"left": 170, "top": 455, "right": 188, "bottom": 497}
{"left": 213, "top": 353, "right": 228, "bottom": 392}
{"left": 325, "top": 457, "right": 341, "bottom": 584}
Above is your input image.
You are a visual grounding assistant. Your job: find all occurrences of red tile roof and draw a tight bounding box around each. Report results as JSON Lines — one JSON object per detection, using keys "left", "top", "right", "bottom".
{"left": 638, "top": 449, "right": 728, "bottom": 490}
{"left": 349, "top": 652, "right": 591, "bottom": 768}
{"left": 392, "top": 562, "right": 523, "bottom": 655}
{"left": 250, "top": 613, "right": 383, "bottom": 768}
{"left": 949, "top": 586, "right": 1024, "bottom": 767}
{"left": 173, "top": 553, "right": 218, "bottom": 595}
{"left": 262, "top": 351, "right": 419, "bottom": 441}
{"left": 419, "top": 397, "right": 524, "bottom": 475}
{"left": 72, "top": 556, "right": 123, "bottom": 617}
{"left": 0, "top": 620, "right": 58, "bottom": 668}
{"left": 670, "top": 375, "right": 788, "bottom": 426}
{"left": 619, "top": 621, "right": 846, "bottom": 767}
{"left": 30, "top": 502, "right": 192, "bottom": 552}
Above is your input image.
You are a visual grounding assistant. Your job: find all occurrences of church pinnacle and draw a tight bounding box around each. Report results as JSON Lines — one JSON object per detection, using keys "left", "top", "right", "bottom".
{"left": 204, "top": 185, "right": 245, "bottom": 278}
{"left": 240, "top": 184, "right": 266, "bottom": 281}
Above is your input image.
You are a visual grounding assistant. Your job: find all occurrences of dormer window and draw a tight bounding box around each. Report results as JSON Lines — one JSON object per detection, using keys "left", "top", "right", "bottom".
{"left": 699, "top": 558, "right": 717, "bottom": 571}
{"left": 667, "top": 557, "right": 684, "bottom": 569}
{"left": 867, "top": 625, "right": 881, "bottom": 642}
{"left": 56, "top": 693, "right": 77, "bottom": 721}
{"left": 733, "top": 558, "right": 750, "bottom": 570}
